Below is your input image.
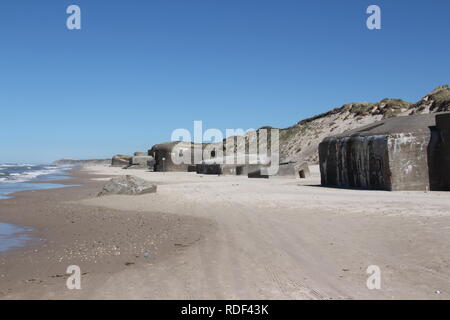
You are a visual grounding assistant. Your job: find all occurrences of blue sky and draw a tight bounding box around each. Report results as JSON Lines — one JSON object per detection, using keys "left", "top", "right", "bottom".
{"left": 0, "top": 0, "right": 449, "bottom": 163}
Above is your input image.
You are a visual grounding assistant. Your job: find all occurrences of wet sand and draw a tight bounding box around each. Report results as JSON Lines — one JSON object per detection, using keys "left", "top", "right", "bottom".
{"left": 0, "top": 168, "right": 214, "bottom": 299}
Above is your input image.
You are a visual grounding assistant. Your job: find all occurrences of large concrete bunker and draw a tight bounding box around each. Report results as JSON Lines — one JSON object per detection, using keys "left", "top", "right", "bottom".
{"left": 319, "top": 112, "right": 450, "bottom": 191}
{"left": 149, "top": 142, "right": 204, "bottom": 172}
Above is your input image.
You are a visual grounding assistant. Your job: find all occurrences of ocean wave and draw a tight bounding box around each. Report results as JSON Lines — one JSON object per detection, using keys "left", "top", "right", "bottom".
{"left": 0, "top": 163, "right": 34, "bottom": 168}
{"left": 0, "top": 165, "right": 70, "bottom": 184}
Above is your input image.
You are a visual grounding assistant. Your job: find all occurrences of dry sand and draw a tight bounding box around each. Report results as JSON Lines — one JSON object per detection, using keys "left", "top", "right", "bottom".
{"left": 1, "top": 164, "right": 450, "bottom": 299}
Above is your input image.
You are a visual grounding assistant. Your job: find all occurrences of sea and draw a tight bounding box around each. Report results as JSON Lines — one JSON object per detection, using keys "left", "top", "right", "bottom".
{"left": 0, "top": 163, "right": 75, "bottom": 253}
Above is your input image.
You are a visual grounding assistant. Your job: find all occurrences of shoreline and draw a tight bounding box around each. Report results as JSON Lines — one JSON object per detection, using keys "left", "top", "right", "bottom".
{"left": 0, "top": 166, "right": 76, "bottom": 201}
{"left": 0, "top": 167, "right": 82, "bottom": 255}
{"left": 0, "top": 167, "right": 214, "bottom": 299}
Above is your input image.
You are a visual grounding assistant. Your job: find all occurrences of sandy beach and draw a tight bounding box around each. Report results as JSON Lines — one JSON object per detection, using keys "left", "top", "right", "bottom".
{"left": 0, "top": 164, "right": 449, "bottom": 299}
{"left": 0, "top": 168, "right": 213, "bottom": 299}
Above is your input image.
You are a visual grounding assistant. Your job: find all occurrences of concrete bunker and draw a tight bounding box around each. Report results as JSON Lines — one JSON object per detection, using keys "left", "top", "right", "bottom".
{"left": 276, "top": 162, "right": 311, "bottom": 179}
{"left": 196, "top": 154, "right": 271, "bottom": 177}
{"left": 246, "top": 161, "right": 310, "bottom": 179}
{"left": 111, "top": 154, "right": 132, "bottom": 167}
{"left": 126, "top": 152, "right": 155, "bottom": 170}
{"left": 319, "top": 112, "right": 450, "bottom": 191}
{"left": 149, "top": 142, "right": 204, "bottom": 172}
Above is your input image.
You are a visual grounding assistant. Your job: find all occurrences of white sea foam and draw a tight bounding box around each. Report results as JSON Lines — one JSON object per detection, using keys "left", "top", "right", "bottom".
{"left": 0, "top": 164, "right": 34, "bottom": 168}
{"left": 0, "top": 165, "right": 70, "bottom": 184}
